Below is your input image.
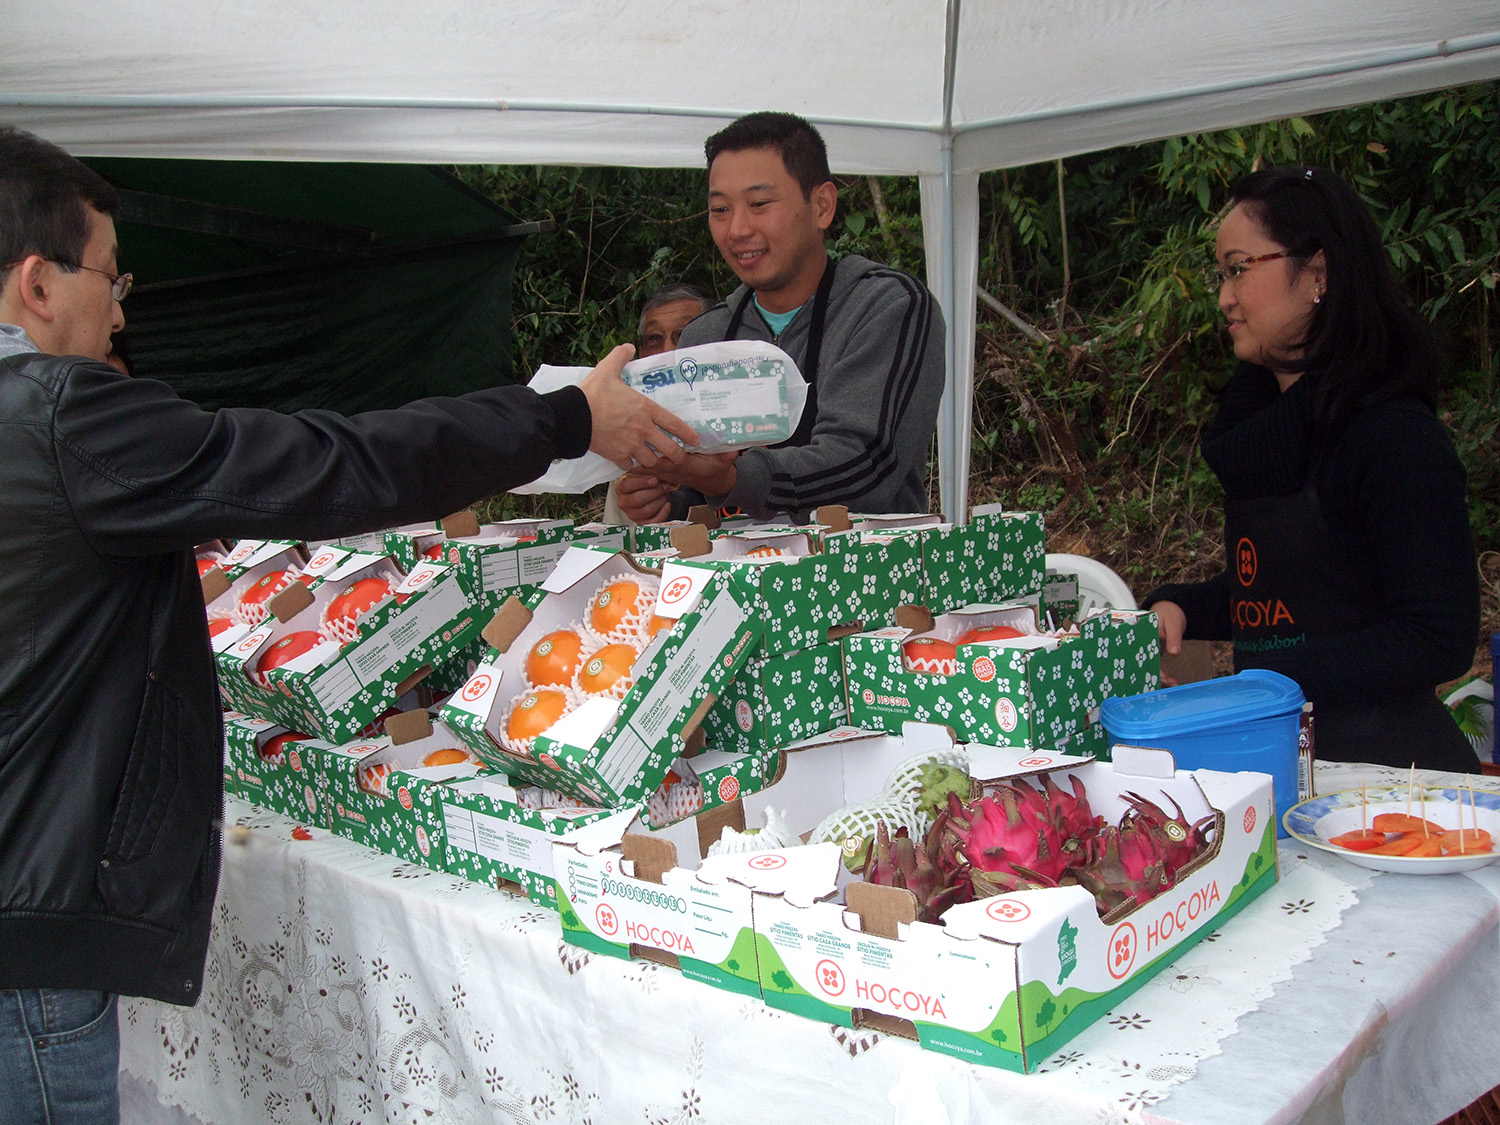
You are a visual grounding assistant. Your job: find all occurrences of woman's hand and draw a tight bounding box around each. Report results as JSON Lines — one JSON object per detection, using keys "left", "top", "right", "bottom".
{"left": 1153, "top": 600, "right": 1187, "bottom": 687}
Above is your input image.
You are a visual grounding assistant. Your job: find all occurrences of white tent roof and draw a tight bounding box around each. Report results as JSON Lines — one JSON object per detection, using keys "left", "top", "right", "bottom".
{"left": 7, "top": 0, "right": 1499, "bottom": 517}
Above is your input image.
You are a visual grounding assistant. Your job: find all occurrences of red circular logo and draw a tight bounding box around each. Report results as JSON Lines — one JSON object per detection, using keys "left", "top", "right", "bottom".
{"left": 227, "top": 543, "right": 255, "bottom": 563}
{"left": 539, "top": 754, "right": 560, "bottom": 771}
{"left": 235, "top": 633, "right": 265, "bottom": 655}
{"left": 861, "top": 688, "right": 875, "bottom": 705}
{"left": 747, "top": 853, "right": 787, "bottom": 870}
{"left": 398, "top": 787, "right": 412, "bottom": 810}
{"left": 660, "top": 576, "right": 693, "bottom": 606}
{"left": 410, "top": 569, "right": 434, "bottom": 587}
{"left": 1017, "top": 756, "right": 1053, "bottom": 768}
{"left": 1236, "top": 537, "right": 1258, "bottom": 587}
{"left": 288, "top": 750, "right": 303, "bottom": 773}
{"left": 310, "top": 552, "right": 336, "bottom": 569}
{"left": 461, "top": 673, "right": 492, "bottom": 702}
{"left": 995, "top": 698, "right": 1019, "bottom": 733}
{"left": 1107, "top": 921, "right": 1139, "bottom": 980}
{"left": 415, "top": 825, "right": 430, "bottom": 856}
{"left": 734, "top": 700, "right": 754, "bottom": 732}
{"left": 972, "top": 656, "right": 997, "bottom": 683}
{"left": 717, "top": 776, "right": 740, "bottom": 803}
{"left": 1244, "top": 805, "right": 1258, "bottom": 834}
{"left": 814, "top": 959, "right": 846, "bottom": 997}
{"left": 985, "top": 899, "right": 1031, "bottom": 922}
{"left": 448, "top": 547, "right": 460, "bottom": 565}
{"left": 595, "top": 903, "right": 619, "bottom": 936}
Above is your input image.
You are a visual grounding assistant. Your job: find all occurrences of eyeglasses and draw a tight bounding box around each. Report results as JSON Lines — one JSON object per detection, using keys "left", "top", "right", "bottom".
{"left": 1203, "top": 251, "right": 1290, "bottom": 290}
{"left": 0, "top": 258, "right": 132, "bottom": 302}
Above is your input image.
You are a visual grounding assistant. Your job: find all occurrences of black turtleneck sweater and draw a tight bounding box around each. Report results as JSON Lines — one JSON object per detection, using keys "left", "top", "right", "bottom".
{"left": 1145, "top": 362, "right": 1479, "bottom": 706}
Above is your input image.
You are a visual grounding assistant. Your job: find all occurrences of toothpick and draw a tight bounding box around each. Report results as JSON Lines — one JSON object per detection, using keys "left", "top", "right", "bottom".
{"left": 1362, "top": 780, "right": 1368, "bottom": 832}
{"left": 1421, "top": 786, "right": 1428, "bottom": 837}
{"left": 1406, "top": 764, "right": 1416, "bottom": 816}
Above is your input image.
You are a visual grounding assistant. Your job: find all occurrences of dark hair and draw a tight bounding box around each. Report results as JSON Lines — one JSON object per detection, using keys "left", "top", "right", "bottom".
{"left": 0, "top": 126, "right": 120, "bottom": 292}
{"left": 1228, "top": 165, "right": 1439, "bottom": 425}
{"left": 704, "top": 112, "right": 831, "bottom": 198}
{"left": 638, "top": 282, "right": 714, "bottom": 336}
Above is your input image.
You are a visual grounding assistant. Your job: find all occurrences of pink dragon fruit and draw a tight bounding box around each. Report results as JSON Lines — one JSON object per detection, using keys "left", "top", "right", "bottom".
{"left": 1121, "top": 790, "right": 1216, "bottom": 874}
{"left": 935, "top": 771, "right": 1101, "bottom": 897}
{"left": 1064, "top": 820, "right": 1174, "bottom": 915}
{"left": 862, "top": 821, "right": 972, "bottom": 924}
{"left": 869, "top": 773, "right": 1214, "bottom": 923}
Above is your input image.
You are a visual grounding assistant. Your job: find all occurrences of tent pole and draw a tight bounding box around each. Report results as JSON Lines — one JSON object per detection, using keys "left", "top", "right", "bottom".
{"left": 935, "top": 145, "right": 962, "bottom": 523}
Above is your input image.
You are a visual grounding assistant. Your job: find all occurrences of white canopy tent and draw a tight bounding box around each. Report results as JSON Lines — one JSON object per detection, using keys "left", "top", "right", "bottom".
{"left": 6, "top": 0, "right": 1499, "bottom": 521}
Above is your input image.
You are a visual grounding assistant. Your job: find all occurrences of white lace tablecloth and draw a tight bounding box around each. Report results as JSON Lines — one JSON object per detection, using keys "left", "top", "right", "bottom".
{"left": 120, "top": 763, "right": 1500, "bottom": 1125}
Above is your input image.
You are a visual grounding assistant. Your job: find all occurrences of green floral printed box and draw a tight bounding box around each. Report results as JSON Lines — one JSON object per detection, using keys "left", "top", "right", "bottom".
{"left": 851, "top": 506, "right": 1047, "bottom": 616}
{"left": 422, "top": 519, "right": 574, "bottom": 613}
{"left": 314, "top": 720, "right": 484, "bottom": 874}
{"left": 678, "top": 526, "right": 925, "bottom": 658}
{"left": 439, "top": 547, "right": 763, "bottom": 808}
{"left": 214, "top": 550, "right": 484, "bottom": 743}
{"left": 702, "top": 641, "right": 848, "bottom": 754}
{"left": 437, "top": 777, "right": 619, "bottom": 908}
{"left": 223, "top": 716, "right": 334, "bottom": 827}
{"left": 843, "top": 604, "right": 1160, "bottom": 749}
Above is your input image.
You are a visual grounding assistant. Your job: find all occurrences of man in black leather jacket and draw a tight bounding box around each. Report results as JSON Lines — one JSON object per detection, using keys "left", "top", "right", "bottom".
{"left": 0, "top": 125, "right": 694, "bottom": 1122}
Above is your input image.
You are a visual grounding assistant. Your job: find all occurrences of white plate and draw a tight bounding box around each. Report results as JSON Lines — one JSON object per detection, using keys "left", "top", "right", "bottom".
{"left": 1282, "top": 786, "right": 1500, "bottom": 874}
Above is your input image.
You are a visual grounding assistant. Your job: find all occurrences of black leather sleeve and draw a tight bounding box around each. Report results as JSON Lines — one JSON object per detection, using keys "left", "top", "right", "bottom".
{"left": 48, "top": 360, "right": 589, "bottom": 555}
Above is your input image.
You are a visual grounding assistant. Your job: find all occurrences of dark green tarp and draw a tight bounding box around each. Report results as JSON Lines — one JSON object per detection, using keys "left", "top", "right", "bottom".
{"left": 83, "top": 159, "right": 536, "bottom": 414}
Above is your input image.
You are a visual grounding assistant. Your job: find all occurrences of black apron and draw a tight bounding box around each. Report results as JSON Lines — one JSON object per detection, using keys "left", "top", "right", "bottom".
{"left": 1226, "top": 475, "right": 1478, "bottom": 773}
{"left": 705, "top": 258, "right": 838, "bottom": 518}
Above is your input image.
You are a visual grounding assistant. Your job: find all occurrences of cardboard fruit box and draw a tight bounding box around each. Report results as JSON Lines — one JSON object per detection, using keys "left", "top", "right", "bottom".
{"left": 437, "top": 775, "right": 619, "bottom": 907}
{"left": 419, "top": 514, "right": 574, "bottom": 612}
{"left": 844, "top": 603, "right": 1160, "bottom": 750}
{"left": 315, "top": 711, "right": 484, "bottom": 873}
{"left": 570, "top": 522, "right": 630, "bottom": 554}
{"left": 438, "top": 546, "right": 763, "bottom": 808}
{"left": 444, "top": 744, "right": 774, "bottom": 911}
{"left": 549, "top": 734, "right": 852, "bottom": 995}
{"left": 851, "top": 505, "right": 1047, "bottom": 616}
{"left": 667, "top": 519, "right": 925, "bottom": 658}
{"left": 222, "top": 715, "right": 335, "bottom": 827}
{"left": 749, "top": 740, "right": 1278, "bottom": 1073}
{"left": 214, "top": 549, "right": 484, "bottom": 742}
{"left": 201, "top": 541, "right": 309, "bottom": 625}
{"left": 701, "top": 640, "right": 848, "bottom": 754}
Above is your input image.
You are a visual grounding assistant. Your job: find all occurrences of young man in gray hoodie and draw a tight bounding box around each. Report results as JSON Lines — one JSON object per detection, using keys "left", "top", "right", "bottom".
{"left": 616, "top": 112, "right": 945, "bottom": 523}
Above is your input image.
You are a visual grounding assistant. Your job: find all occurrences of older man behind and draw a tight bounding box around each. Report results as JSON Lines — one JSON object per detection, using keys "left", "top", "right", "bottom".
{"left": 602, "top": 282, "right": 714, "bottom": 525}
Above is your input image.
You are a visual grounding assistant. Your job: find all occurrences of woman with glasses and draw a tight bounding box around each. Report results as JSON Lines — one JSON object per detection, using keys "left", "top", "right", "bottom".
{"left": 1145, "top": 166, "right": 1481, "bottom": 772}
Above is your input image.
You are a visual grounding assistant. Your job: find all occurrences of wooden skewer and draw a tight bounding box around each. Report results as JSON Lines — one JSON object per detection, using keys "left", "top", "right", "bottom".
{"left": 1406, "top": 764, "right": 1416, "bottom": 816}
{"left": 1362, "top": 780, "right": 1368, "bottom": 832}
{"left": 1420, "top": 785, "right": 1428, "bottom": 837}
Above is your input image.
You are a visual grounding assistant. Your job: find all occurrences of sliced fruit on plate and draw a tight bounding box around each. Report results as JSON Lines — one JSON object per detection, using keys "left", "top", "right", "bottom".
{"left": 1328, "top": 829, "right": 1387, "bottom": 851}
{"left": 1371, "top": 813, "right": 1444, "bottom": 836}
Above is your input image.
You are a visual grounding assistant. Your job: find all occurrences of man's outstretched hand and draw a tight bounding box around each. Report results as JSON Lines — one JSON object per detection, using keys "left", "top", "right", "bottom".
{"left": 581, "top": 344, "right": 698, "bottom": 470}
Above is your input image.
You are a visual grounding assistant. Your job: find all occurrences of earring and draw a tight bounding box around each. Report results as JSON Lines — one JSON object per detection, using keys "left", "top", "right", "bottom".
{"left": 1313, "top": 287, "right": 1324, "bottom": 305}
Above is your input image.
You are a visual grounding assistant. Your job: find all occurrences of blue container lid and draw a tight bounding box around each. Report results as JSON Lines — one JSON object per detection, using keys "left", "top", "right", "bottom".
{"left": 1100, "top": 669, "right": 1305, "bottom": 739}
{"left": 1491, "top": 632, "right": 1499, "bottom": 656}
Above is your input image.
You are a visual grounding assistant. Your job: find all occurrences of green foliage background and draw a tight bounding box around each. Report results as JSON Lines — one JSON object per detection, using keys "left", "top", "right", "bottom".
{"left": 458, "top": 81, "right": 1500, "bottom": 658}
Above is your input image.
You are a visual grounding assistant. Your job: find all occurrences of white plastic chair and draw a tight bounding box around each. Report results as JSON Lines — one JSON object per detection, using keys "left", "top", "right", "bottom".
{"left": 1044, "top": 552, "right": 1138, "bottom": 616}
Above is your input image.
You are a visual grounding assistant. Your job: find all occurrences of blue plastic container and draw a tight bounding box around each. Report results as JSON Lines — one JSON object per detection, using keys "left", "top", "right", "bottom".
{"left": 1099, "top": 670, "right": 1306, "bottom": 836}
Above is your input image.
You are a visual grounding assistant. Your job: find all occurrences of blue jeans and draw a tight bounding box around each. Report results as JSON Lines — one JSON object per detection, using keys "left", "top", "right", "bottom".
{"left": 0, "top": 989, "right": 119, "bottom": 1125}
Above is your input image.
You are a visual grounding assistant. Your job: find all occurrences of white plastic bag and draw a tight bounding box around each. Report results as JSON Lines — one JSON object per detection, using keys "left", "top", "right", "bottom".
{"left": 510, "top": 341, "right": 807, "bottom": 495}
